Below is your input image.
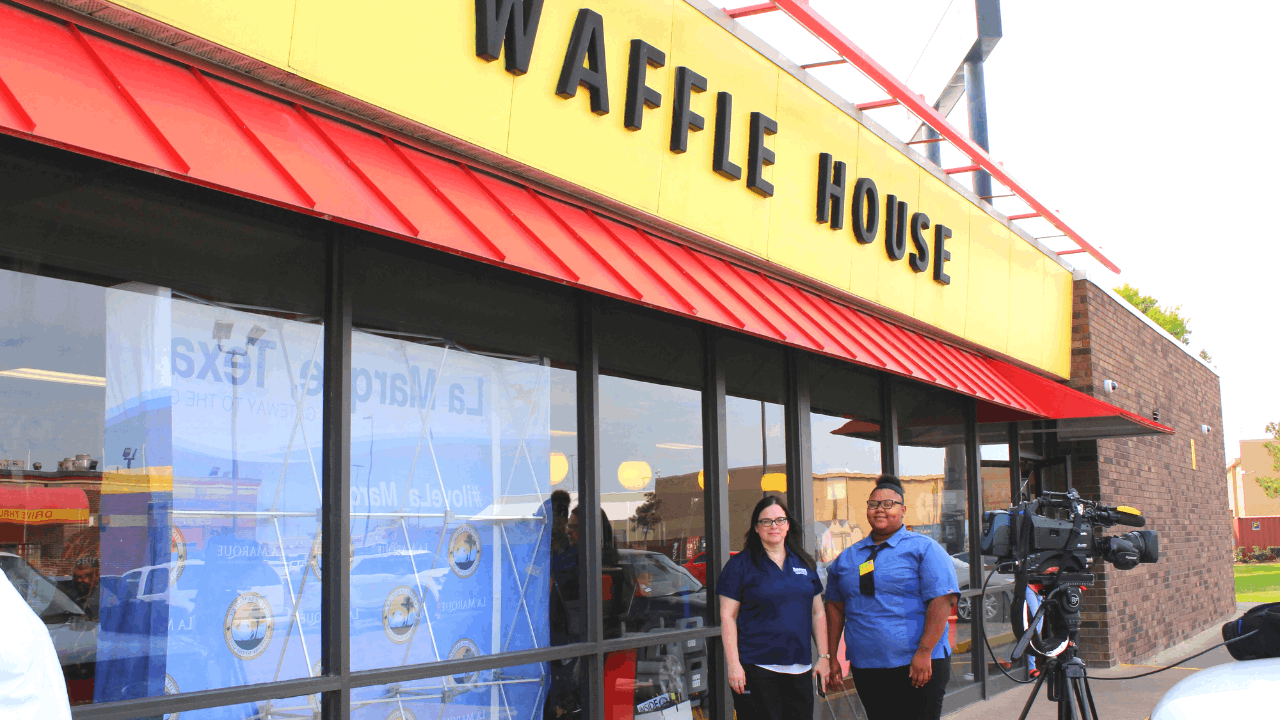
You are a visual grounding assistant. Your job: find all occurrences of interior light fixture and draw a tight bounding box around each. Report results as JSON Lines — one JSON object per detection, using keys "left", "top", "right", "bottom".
{"left": 550, "top": 430, "right": 577, "bottom": 437}
{"left": 655, "top": 443, "right": 701, "bottom": 450}
{"left": 0, "top": 368, "right": 106, "bottom": 387}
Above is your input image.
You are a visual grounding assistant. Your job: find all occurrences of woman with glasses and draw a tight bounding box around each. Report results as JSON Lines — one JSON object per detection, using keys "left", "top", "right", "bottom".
{"left": 717, "top": 496, "right": 830, "bottom": 720}
{"left": 822, "top": 474, "right": 959, "bottom": 720}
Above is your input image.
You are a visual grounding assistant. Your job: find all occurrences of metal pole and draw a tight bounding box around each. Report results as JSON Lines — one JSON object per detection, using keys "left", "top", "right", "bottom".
{"left": 320, "top": 226, "right": 352, "bottom": 720}
{"left": 880, "top": 375, "right": 899, "bottom": 476}
{"left": 964, "top": 397, "right": 988, "bottom": 693}
{"left": 701, "top": 327, "right": 732, "bottom": 720}
{"left": 575, "top": 292, "right": 606, "bottom": 720}
{"left": 963, "top": 52, "right": 993, "bottom": 202}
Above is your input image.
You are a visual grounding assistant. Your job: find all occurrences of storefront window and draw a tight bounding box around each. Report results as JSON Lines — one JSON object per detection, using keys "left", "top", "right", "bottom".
{"left": 598, "top": 375, "right": 706, "bottom": 635}
{"left": 810, "top": 359, "right": 883, "bottom": 575}
{"left": 895, "top": 382, "right": 973, "bottom": 691}
{"left": 604, "top": 640, "right": 713, "bottom": 720}
{"left": 978, "top": 434, "right": 1023, "bottom": 688}
{"left": 352, "top": 660, "right": 551, "bottom": 720}
{"left": 0, "top": 269, "right": 325, "bottom": 706}
{"left": 724, "top": 335, "right": 788, "bottom": 554}
{"left": 347, "top": 240, "right": 579, "bottom": 675}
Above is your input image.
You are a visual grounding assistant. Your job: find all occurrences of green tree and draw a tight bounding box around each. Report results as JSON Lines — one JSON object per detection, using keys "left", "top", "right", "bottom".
{"left": 631, "top": 491, "right": 664, "bottom": 541}
{"left": 1258, "top": 422, "right": 1280, "bottom": 500}
{"left": 1113, "top": 283, "right": 1192, "bottom": 345}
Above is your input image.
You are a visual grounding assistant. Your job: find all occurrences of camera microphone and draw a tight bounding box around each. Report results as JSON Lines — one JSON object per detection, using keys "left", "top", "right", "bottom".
{"left": 1095, "top": 505, "right": 1146, "bottom": 528}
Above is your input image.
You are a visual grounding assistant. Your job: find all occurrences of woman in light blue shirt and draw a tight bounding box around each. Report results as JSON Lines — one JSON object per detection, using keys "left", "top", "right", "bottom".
{"left": 823, "top": 475, "right": 959, "bottom": 720}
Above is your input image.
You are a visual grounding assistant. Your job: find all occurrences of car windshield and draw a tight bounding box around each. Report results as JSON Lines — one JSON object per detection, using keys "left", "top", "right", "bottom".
{"left": 0, "top": 555, "right": 86, "bottom": 621}
{"left": 621, "top": 552, "right": 703, "bottom": 596}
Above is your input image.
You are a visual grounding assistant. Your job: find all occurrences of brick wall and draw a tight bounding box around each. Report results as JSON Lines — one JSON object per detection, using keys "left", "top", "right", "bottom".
{"left": 1062, "top": 279, "right": 1235, "bottom": 667}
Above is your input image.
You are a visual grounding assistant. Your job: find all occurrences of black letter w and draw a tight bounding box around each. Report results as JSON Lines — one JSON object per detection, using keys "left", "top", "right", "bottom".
{"left": 476, "top": 0, "right": 545, "bottom": 76}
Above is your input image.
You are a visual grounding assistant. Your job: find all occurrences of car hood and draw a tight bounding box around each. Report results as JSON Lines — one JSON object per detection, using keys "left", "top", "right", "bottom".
{"left": 1151, "top": 657, "right": 1280, "bottom": 720}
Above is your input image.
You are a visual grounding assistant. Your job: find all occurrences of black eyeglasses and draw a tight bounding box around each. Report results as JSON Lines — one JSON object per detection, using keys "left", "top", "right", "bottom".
{"left": 757, "top": 517, "right": 790, "bottom": 528}
{"left": 866, "top": 500, "right": 905, "bottom": 510}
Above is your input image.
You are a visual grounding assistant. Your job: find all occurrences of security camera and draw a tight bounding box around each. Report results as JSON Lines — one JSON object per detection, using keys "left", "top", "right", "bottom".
{"left": 1101, "top": 380, "right": 1118, "bottom": 394}
{"left": 1201, "top": 425, "right": 1212, "bottom": 435}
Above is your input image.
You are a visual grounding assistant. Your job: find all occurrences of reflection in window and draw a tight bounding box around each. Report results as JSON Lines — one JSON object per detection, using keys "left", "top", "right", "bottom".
{"left": 979, "top": 437, "right": 1023, "bottom": 685}
{"left": 895, "top": 382, "right": 972, "bottom": 690}
{"left": 347, "top": 331, "right": 562, "bottom": 680}
{"left": 809, "top": 358, "right": 883, "bottom": 575}
{"left": 354, "top": 661, "right": 549, "bottom": 720}
{"left": 725, "top": 397, "right": 786, "bottom": 549}
{"left": 598, "top": 374, "right": 708, "bottom": 635}
{"left": 0, "top": 269, "right": 324, "bottom": 707}
{"left": 605, "top": 640, "right": 712, "bottom": 720}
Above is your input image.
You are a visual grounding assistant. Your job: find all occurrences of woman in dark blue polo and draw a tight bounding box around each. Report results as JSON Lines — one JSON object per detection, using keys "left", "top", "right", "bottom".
{"left": 718, "top": 496, "right": 830, "bottom": 719}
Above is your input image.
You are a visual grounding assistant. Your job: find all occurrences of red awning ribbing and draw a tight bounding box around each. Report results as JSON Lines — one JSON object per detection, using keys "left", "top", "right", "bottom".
{"left": 0, "top": 1, "right": 1170, "bottom": 438}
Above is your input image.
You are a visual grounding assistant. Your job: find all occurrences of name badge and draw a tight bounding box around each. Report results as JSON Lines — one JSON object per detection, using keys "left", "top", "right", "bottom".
{"left": 792, "top": 567, "right": 808, "bottom": 576}
{"left": 859, "top": 560, "right": 874, "bottom": 576}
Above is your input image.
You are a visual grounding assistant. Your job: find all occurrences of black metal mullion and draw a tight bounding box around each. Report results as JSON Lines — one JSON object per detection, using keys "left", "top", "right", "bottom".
{"left": 784, "top": 349, "right": 813, "bottom": 555}
{"left": 70, "top": 677, "right": 341, "bottom": 720}
{"left": 963, "top": 397, "right": 987, "bottom": 694}
{"left": 575, "top": 292, "right": 605, "bottom": 718}
{"left": 880, "top": 374, "right": 899, "bottom": 475}
{"left": 321, "top": 226, "right": 352, "bottom": 719}
{"left": 701, "top": 327, "right": 731, "bottom": 720}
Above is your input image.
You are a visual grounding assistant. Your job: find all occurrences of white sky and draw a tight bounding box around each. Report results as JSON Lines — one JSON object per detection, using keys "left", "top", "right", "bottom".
{"left": 723, "top": 0, "right": 1280, "bottom": 463}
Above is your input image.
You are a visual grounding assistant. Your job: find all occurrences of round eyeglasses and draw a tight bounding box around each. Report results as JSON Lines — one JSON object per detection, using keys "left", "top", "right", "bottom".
{"left": 866, "top": 500, "right": 905, "bottom": 510}
{"left": 757, "top": 517, "right": 790, "bottom": 528}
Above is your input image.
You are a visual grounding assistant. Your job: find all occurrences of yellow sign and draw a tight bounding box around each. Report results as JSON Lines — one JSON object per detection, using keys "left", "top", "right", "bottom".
{"left": 0, "top": 507, "right": 89, "bottom": 525}
{"left": 104, "top": 0, "right": 1072, "bottom": 376}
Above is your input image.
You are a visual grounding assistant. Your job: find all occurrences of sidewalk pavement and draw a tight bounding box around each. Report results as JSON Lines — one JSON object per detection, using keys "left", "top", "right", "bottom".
{"left": 944, "top": 603, "right": 1259, "bottom": 720}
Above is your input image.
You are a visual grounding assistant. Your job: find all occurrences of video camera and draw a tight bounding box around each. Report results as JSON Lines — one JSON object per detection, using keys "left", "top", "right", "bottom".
{"left": 979, "top": 489, "right": 1159, "bottom": 661}
{"left": 981, "top": 489, "right": 1158, "bottom": 575}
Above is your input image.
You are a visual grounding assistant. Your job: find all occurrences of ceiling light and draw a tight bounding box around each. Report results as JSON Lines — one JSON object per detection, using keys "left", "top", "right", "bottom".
{"left": 656, "top": 443, "right": 701, "bottom": 450}
{"left": 550, "top": 430, "right": 577, "bottom": 437}
{"left": 0, "top": 368, "right": 105, "bottom": 387}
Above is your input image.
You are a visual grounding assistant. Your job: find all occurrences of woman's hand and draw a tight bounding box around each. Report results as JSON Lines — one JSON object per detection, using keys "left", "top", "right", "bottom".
{"left": 813, "top": 657, "right": 830, "bottom": 693}
{"left": 728, "top": 660, "right": 747, "bottom": 694}
{"left": 825, "top": 663, "right": 845, "bottom": 693}
{"left": 909, "top": 648, "right": 933, "bottom": 688}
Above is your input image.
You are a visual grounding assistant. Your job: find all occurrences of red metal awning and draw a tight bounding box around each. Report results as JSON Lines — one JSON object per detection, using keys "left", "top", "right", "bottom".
{"left": 0, "top": 1, "right": 1169, "bottom": 438}
{"left": 0, "top": 486, "right": 90, "bottom": 525}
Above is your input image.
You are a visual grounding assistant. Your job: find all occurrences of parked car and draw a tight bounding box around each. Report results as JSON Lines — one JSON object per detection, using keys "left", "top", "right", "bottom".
{"left": 680, "top": 550, "right": 737, "bottom": 586}
{"left": 951, "top": 552, "right": 1014, "bottom": 623}
{"left": 1151, "top": 657, "right": 1280, "bottom": 719}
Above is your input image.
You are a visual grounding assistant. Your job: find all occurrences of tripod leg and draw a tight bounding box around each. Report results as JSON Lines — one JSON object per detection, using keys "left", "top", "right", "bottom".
{"left": 1016, "top": 664, "right": 1050, "bottom": 720}
{"left": 1079, "top": 673, "right": 1101, "bottom": 720}
{"left": 1058, "top": 677, "right": 1075, "bottom": 720}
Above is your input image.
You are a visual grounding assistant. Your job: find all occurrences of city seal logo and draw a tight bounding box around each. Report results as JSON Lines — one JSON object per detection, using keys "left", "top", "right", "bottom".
{"left": 382, "top": 585, "right": 420, "bottom": 644}
{"left": 448, "top": 524, "right": 482, "bottom": 579}
{"left": 444, "top": 638, "right": 481, "bottom": 690}
{"left": 164, "top": 674, "right": 181, "bottom": 719}
{"left": 224, "top": 592, "right": 274, "bottom": 660}
{"left": 385, "top": 710, "right": 416, "bottom": 720}
{"left": 170, "top": 525, "right": 187, "bottom": 587}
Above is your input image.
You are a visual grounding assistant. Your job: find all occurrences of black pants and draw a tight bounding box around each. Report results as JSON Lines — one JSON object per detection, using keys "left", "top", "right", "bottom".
{"left": 849, "top": 657, "right": 949, "bottom": 720}
{"left": 731, "top": 664, "right": 815, "bottom": 720}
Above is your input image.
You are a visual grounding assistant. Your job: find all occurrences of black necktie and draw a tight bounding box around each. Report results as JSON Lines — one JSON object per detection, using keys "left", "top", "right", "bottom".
{"left": 859, "top": 542, "right": 890, "bottom": 596}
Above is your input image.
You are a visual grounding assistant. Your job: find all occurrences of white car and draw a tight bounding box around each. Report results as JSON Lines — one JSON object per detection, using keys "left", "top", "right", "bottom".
{"left": 1151, "top": 657, "right": 1280, "bottom": 720}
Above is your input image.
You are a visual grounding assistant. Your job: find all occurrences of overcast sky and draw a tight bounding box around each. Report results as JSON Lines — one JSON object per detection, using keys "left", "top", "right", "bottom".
{"left": 729, "top": 0, "right": 1278, "bottom": 462}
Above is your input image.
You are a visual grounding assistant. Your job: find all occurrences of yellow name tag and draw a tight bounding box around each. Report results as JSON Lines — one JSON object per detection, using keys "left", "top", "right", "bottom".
{"left": 859, "top": 560, "right": 874, "bottom": 576}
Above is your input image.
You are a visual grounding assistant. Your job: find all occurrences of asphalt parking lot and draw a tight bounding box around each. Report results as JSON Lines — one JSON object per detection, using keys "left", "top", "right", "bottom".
{"left": 944, "top": 603, "right": 1257, "bottom": 720}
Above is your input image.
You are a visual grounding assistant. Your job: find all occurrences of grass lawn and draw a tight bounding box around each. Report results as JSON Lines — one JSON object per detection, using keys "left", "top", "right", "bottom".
{"left": 1235, "top": 562, "right": 1280, "bottom": 602}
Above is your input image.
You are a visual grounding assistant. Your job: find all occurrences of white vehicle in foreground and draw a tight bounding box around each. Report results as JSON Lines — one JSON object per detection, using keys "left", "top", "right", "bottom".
{"left": 1150, "top": 656, "right": 1280, "bottom": 720}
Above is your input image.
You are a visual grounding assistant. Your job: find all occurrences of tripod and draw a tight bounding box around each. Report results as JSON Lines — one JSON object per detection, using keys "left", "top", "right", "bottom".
{"left": 1012, "top": 578, "right": 1102, "bottom": 720}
